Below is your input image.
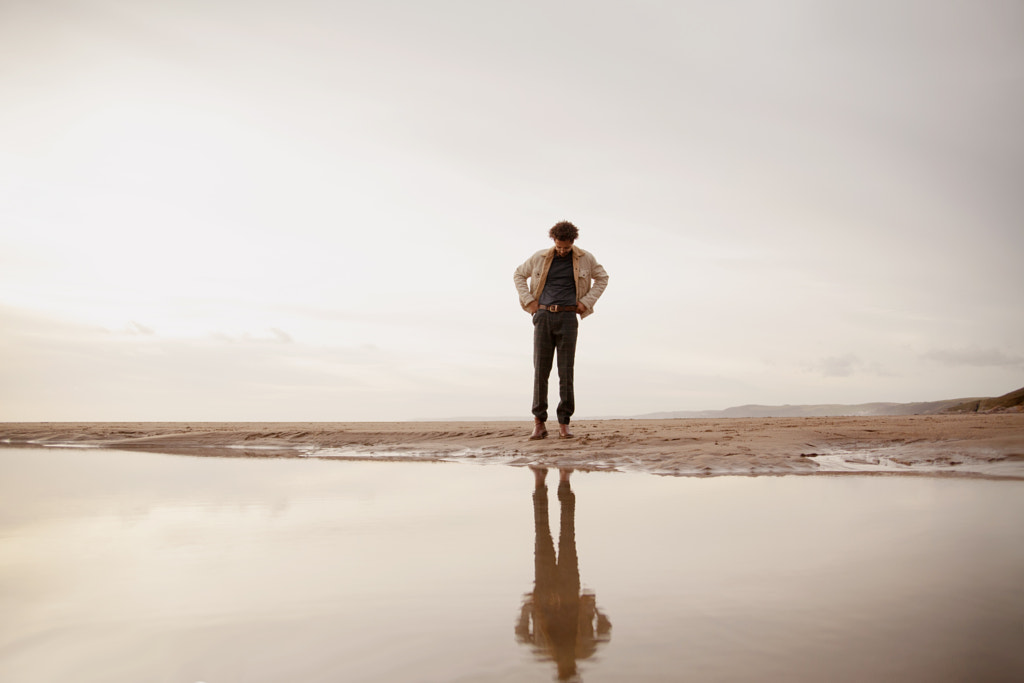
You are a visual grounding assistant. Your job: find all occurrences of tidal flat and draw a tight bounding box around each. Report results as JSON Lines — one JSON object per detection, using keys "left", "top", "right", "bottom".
{"left": 1, "top": 446, "right": 1022, "bottom": 682}
{"left": 2, "top": 414, "right": 1024, "bottom": 477}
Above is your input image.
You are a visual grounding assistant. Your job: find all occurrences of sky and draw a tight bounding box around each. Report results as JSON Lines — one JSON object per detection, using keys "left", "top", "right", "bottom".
{"left": 1, "top": 0, "right": 1022, "bottom": 421}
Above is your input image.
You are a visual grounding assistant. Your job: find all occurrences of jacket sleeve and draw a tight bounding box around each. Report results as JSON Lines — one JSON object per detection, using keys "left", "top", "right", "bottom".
{"left": 579, "top": 261, "right": 609, "bottom": 313}
{"left": 513, "top": 258, "right": 535, "bottom": 311}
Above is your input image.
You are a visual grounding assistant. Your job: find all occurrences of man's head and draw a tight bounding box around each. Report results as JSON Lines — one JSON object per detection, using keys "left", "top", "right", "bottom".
{"left": 549, "top": 221, "right": 578, "bottom": 257}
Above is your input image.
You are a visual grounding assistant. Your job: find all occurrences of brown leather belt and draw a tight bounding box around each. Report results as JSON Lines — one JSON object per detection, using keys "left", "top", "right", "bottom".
{"left": 538, "top": 304, "right": 577, "bottom": 313}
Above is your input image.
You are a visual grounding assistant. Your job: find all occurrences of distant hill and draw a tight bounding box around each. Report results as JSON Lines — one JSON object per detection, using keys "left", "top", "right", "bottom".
{"left": 943, "top": 386, "right": 1024, "bottom": 414}
{"left": 633, "top": 386, "right": 1024, "bottom": 419}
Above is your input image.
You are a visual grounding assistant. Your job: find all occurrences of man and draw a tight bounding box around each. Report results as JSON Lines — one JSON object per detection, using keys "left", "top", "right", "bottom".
{"left": 513, "top": 221, "right": 609, "bottom": 440}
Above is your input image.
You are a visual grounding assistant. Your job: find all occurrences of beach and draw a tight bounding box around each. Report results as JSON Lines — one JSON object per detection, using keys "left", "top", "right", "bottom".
{"left": 3, "top": 413, "right": 1022, "bottom": 477}
{"left": 4, "top": 419, "right": 1024, "bottom": 681}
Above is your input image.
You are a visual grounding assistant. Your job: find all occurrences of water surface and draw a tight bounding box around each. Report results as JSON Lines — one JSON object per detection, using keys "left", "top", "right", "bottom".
{"left": 1, "top": 447, "right": 1021, "bottom": 682}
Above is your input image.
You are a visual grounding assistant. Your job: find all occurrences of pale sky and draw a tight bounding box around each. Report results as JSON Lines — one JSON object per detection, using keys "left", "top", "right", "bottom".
{"left": 2, "top": 0, "right": 1022, "bottom": 421}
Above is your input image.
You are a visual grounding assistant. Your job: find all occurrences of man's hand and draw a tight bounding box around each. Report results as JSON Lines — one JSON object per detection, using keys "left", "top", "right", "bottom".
{"left": 576, "top": 302, "right": 588, "bottom": 315}
{"left": 526, "top": 301, "right": 539, "bottom": 314}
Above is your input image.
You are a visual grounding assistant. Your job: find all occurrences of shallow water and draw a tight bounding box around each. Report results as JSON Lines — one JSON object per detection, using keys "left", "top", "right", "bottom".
{"left": 1, "top": 447, "right": 1022, "bottom": 683}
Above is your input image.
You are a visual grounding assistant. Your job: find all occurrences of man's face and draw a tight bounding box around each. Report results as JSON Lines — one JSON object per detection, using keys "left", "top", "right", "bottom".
{"left": 553, "top": 239, "right": 574, "bottom": 257}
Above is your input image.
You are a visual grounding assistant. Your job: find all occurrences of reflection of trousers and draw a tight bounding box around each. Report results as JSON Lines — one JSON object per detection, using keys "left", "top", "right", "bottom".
{"left": 532, "top": 311, "right": 578, "bottom": 424}
{"left": 534, "top": 482, "right": 580, "bottom": 671}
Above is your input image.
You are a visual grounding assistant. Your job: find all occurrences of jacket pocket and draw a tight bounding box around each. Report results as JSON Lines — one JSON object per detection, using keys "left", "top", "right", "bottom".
{"left": 577, "top": 270, "right": 590, "bottom": 295}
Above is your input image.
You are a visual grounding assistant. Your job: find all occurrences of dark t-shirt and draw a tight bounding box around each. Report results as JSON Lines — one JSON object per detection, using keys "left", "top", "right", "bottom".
{"left": 539, "top": 253, "right": 576, "bottom": 306}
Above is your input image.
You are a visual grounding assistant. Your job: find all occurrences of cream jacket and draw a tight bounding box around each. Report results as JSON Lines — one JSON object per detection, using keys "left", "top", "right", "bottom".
{"left": 513, "top": 246, "right": 609, "bottom": 319}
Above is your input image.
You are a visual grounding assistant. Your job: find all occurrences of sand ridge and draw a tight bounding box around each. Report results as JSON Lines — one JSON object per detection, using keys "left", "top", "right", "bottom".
{"left": 2, "top": 414, "right": 1023, "bottom": 477}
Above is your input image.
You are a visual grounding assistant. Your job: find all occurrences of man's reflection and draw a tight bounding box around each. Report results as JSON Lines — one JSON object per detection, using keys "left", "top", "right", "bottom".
{"left": 516, "top": 467, "right": 611, "bottom": 681}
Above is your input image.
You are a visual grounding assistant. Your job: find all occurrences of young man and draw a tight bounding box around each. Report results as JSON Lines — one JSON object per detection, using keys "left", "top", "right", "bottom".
{"left": 513, "top": 221, "right": 609, "bottom": 440}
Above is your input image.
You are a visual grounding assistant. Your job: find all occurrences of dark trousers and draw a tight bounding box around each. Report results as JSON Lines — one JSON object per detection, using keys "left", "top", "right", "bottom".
{"left": 532, "top": 311, "right": 578, "bottom": 425}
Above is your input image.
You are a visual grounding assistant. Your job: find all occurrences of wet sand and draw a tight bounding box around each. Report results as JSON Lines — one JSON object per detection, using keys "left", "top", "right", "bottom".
{"left": 3, "top": 414, "right": 1023, "bottom": 477}
{"left": 3, "top": 447, "right": 1022, "bottom": 682}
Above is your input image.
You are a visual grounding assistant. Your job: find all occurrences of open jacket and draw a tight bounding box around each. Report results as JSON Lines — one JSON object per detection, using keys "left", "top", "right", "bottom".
{"left": 514, "top": 246, "right": 609, "bottom": 319}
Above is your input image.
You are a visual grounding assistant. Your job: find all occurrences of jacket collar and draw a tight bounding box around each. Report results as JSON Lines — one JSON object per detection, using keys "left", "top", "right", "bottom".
{"left": 546, "top": 245, "right": 583, "bottom": 258}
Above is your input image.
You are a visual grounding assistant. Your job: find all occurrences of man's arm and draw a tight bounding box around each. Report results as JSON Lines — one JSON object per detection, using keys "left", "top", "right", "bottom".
{"left": 579, "top": 262, "right": 609, "bottom": 312}
{"left": 513, "top": 258, "right": 538, "bottom": 313}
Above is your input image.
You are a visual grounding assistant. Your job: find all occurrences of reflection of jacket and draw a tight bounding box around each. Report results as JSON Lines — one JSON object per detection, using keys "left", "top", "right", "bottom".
{"left": 514, "top": 246, "right": 609, "bottom": 319}
{"left": 516, "top": 592, "right": 611, "bottom": 664}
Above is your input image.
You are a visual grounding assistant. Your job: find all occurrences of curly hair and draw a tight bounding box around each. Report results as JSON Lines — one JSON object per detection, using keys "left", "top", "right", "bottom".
{"left": 548, "top": 221, "right": 579, "bottom": 242}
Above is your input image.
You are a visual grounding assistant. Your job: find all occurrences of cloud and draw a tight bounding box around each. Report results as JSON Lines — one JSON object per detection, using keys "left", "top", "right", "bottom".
{"left": 0, "top": 304, "right": 522, "bottom": 420}
{"left": 208, "top": 328, "right": 294, "bottom": 344}
{"left": 807, "top": 354, "right": 889, "bottom": 378}
{"left": 923, "top": 347, "right": 1024, "bottom": 368}
{"left": 269, "top": 327, "right": 293, "bottom": 344}
{"left": 816, "top": 354, "right": 861, "bottom": 378}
